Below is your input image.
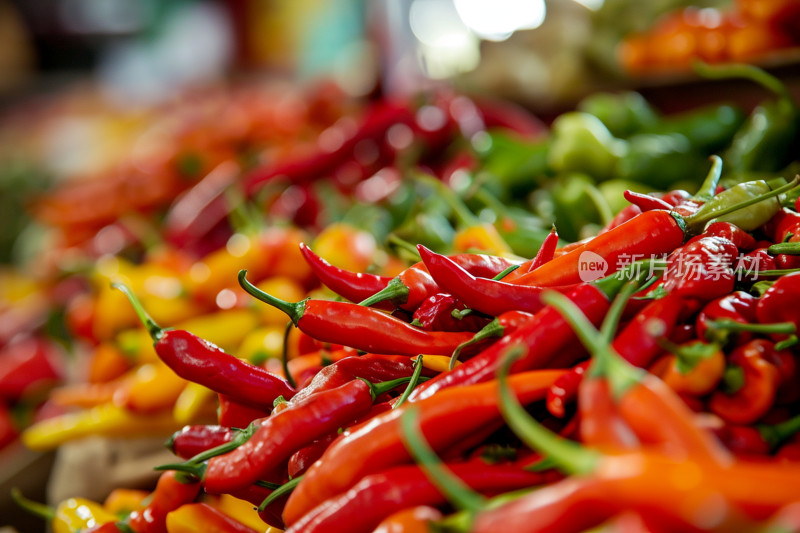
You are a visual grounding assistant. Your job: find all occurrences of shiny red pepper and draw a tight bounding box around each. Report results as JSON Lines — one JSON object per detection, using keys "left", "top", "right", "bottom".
{"left": 167, "top": 425, "right": 236, "bottom": 460}
{"left": 756, "top": 271, "right": 800, "bottom": 337}
{"left": 695, "top": 291, "right": 758, "bottom": 343}
{"left": 502, "top": 226, "right": 559, "bottom": 282}
{"left": 709, "top": 339, "right": 781, "bottom": 425}
{"left": 127, "top": 470, "right": 202, "bottom": 533}
{"left": 661, "top": 235, "right": 738, "bottom": 301}
{"left": 217, "top": 395, "right": 270, "bottom": 428}
{"left": 410, "top": 293, "right": 491, "bottom": 332}
{"left": 299, "top": 242, "right": 392, "bottom": 305}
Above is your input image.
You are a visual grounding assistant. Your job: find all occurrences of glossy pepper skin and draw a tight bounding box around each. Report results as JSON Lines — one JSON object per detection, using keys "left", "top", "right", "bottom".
{"left": 709, "top": 339, "right": 780, "bottom": 425}
{"left": 204, "top": 378, "right": 385, "bottom": 494}
{"left": 695, "top": 291, "right": 758, "bottom": 343}
{"left": 285, "top": 461, "right": 556, "bottom": 533}
{"left": 282, "top": 370, "right": 564, "bottom": 526}
{"left": 410, "top": 293, "right": 490, "bottom": 333}
{"left": 164, "top": 503, "right": 259, "bottom": 533}
{"left": 661, "top": 235, "right": 738, "bottom": 301}
{"left": 239, "top": 271, "right": 475, "bottom": 357}
{"left": 299, "top": 242, "right": 392, "bottom": 304}
{"left": 167, "top": 425, "right": 236, "bottom": 460}
{"left": 756, "top": 271, "right": 800, "bottom": 332}
{"left": 127, "top": 471, "right": 202, "bottom": 533}
{"left": 417, "top": 245, "right": 577, "bottom": 317}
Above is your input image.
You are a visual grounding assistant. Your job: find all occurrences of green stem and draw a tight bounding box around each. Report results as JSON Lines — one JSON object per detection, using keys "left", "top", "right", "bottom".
{"left": 386, "top": 234, "right": 423, "bottom": 261}
{"left": 399, "top": 406, "right": 486, "bottom": 512}
{"left": 10, "top": 488, "right": 56, "bottom": 521}
{"left": 582, "top": 181, "right": 614, "bottom": 226}
{"left": 656, "top": 339, "right": 719, "bottom": 374}
{"left": 693, "top": 155, "right": 723, "bottom": 203}
{"left": 451, "top": 308, "right": 474, "bottom": 320}
{"left": 186, "top": 422, "right": 260, "bottom": 465}
{"left": 359, "top": 277, "right": 408, "bottom": 307}
{"left": 413, "top": 172, "right": 480, "bottom": 228}
{"left": 358, "top": 375, "right": 420, "bottom": 401}
{"left": 255, "top": 480, "right": 283, "bottom": 490}
{"left": 497, "top": 346, "right": 599, "bottom": 475}
{"left": 775, "top": 335, "right": 799, "bottom": 351}
{"left": 693, "top": 61, "right": 794, "bottom": 104}
{"left": 759, "top": 413, "right": 800, "bottom": 451}
{"left": 282, "top": 321, "right": 297, "bottom": 389}
{"left": 540, "top": 290, "right": 644, "bottom": 399}
{"left": 706, "top": 319, "right": 796, "bottom": 335}
{"left": 682, "top": 177, "right": 800, "bottom": 236}
{"left": 258, "top": 476, "right": 303, "bottom": 512}
{"left": 239, "top": 270, "right": 306, "bottom": 325}
{"left": 599, "top": 280, "right": 639, "bottom": 344}
{"left": 394, "top": 355, "right": 425, "bottom": 409}
{"left": 722, "top": 365, "right": 745, "bottom": 394}
{"left": 591, "top": 259, "right": 654, "bottom": 300}
{"left": 493, "top": 264, "right": 520, "bottom": 280}
{"left": 768, "top": 242, "right": 800, "bottom": 256}
{"left": 112, "top": 283, "right": 166, "bottom": 342}
{"left": 450, "top": 318, "right": 505, "bottom": 370}
{"left": 153, "top": 461, "right": 206, "bottom": 479}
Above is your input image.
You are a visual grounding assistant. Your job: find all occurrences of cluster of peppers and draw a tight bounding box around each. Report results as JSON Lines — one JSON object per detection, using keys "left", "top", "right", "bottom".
{"left": 16, "top": 154, "right": 800, "bottom": 532}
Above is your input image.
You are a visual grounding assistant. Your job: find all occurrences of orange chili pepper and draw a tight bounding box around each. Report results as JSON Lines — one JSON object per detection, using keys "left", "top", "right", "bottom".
{"left": 648, "top": 340, "right": 726, "bottom": 397}
{"left": 87, "top": 343, "right": 133, "bottom": 384}
{"left": 114, "top": 361, "right": 187, "bottom": 414}
{"left": 103, "top": 488, "right": 149, "bottom": 515}
{"left": 370, "top": 505, "right": 443, "bottom": 533}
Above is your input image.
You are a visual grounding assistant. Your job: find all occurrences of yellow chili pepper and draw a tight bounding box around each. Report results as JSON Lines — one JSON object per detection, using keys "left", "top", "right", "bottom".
{"left": 173, "top": 382, "right": 217, "bottom": 425}
{"left": 212, "top": 494, "right": 268, "bottom": 532}
{"left": 311, "top": 222, "right": 377, "bottom": 273}
{"left": 165, "top": 502, "right": 259, "bottom": 533}
{"left": 22, "top": 403, "right": 181, "bottom": 451}
{"left": 103, "top": 488, "right": 149, "bottom": 515}
{"left": 11, "top": 489, "right": 118, "bottom": 533}
{"left": 237, "top": 325, "right": 286, "bottom": 365}
{"left": 115, "top": 361, "right": 187, "bottom": 414}
{"left": 412, "top": 354, "right": 460, "bottom": 373}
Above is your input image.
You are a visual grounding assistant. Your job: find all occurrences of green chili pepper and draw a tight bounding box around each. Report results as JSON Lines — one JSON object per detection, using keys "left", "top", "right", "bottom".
{"left": 645, "top": 103, "right": 746, "bottom": 153}
{"left": 693, "top": 178, "right": 785, "bottom": 231}
{"left": 547, "top": 112, "right": 628, "bottom": 181}
{"left": 577, "top": 91, "right": 659, "bottom": 138}
{"left": 616, "top": 132, "right": 709, "bottom": 189}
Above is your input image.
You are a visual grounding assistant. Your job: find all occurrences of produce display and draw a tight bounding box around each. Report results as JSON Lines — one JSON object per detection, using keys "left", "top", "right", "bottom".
{"left": 3, "top": 58, "right": 800, "bottom": 533}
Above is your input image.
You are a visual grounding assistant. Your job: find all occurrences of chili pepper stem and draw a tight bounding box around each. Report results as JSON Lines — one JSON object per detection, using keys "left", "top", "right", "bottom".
{"left": 394, "top": 355, "right": 424, "bottom": 409}
{"left": 282, "top": 321, "right": 297, "bottom": 388}
{"left": 707, "top": 319, "right": 796, "bottom": 335}
{"left": 775, "top": 335, "right": 799, "bottom": 351}
{"left": 599, "top": 280, "right": 639, "bottom": 344}
{"left": 239, "top": 270, "right": 306, "bottom": 325}
{"left": 399, "top": 406, "right": 486, "bottom": 512}
{"left": 682, "top": 176, "right": 800, "bottom": 236}
{"left": 693, "top": 155, "right": 723, "bottom": 203}
{"left": 154, "top": 461, "right": 206, "bottom": 479}
{"left": 255, "top": 480, "right": 283, "bottom": 490}
{"left": 497, "top": 346, "right": 598, "bottom": 475}
{"left": 186, "top": 422, "right": 259, "bottom": 465}
{"left": 592, "top": 259, "right": 654, "bottom": 300}
{"left": 359, "top": 278, "right": 408, "bottom": 308}
{"left": 358, "top": 376, "right": 417, "bottom": 401}
{"left": 112, "top": 283, "right": 166, "bottom": 342}
{"left": 258, "top": 476, "right": 303, "bottom": 512}
{"left": 10, "top": 488, "right": 56, "bottom": 521}
{"left": 450, "top": 318, "right": 505, "bottom": 370}
{"left": 493, "top": 265, "right": 520, "bottom": 280}
{"left": 759, "top": 414, "right": 800, "bottom": 451}
{"left": 768, "top": 242, "right": 800, "bottom": 255}
{"left": 540, "top": 288, "right": 644, "bottom": 399}
{"left": 694, "top": 61, "right": 794, "bottom": 103}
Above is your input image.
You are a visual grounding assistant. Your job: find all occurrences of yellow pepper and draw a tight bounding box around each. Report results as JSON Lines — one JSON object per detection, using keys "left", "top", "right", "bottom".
{"left": 211, "top": 494, "right": 268, "bottom": 532}
{"left": 412, "top": 354, "right": 459, "bottom": 373}
{"left": 12, "top": 489, "right": 118, "bottom": 533}
{"left": 252, "top": 276, "right": 306, "bottom": 326}
{"left": 311, "top": 222, "right": 377, "bottom": 273}
{"left": 165, "top": 502, "right": 259, "bottom": 533}
{"left": 237, "top": 325, "right": 286, "bottom": 365}
{"left": 103, "top": 488, "right": 149, "bottom": 515}
{"left": 116, "top": 361, "right": 187, "bottom": 414}
{"left": 173, "top": 382, "right": 217, "bottom": 424}
{"left": 22, "top": 403, "right": 181, "bottom": 451}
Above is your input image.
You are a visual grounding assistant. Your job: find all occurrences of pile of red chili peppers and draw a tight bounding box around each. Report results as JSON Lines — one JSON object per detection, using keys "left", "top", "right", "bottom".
{"left": 16, "top": 153, "right": 800, "bottom": 532}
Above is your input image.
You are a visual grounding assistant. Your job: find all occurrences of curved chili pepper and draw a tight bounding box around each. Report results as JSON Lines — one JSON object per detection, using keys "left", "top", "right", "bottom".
{"left": 372, "top": 506, "right": 443, "bottom": 533}
{"left": 546, "top": 292, "right": 685, "bottom": 418}
{"left": 191, "top": 376, "right": 414, "bottom": 494}
{"left": 167, "top": 425, "right": 236, "bottom": 460}
{"left": 239, "top": 271, "right": 475, "bottom": 356}
{"left": 285, "top": 461, "right": 553, "bottom": 533}
{"left": 418, "top": 245, "right": 577, "bottom": 316}
{"left": 709, "top": 339, "right": 781, "bottom": 425}
{"left": 449, "top": 310, "right": 535, "bottom": 369}
{"left": 127, "top": 470, "right": 202, "bottom": 533}
{"left": 282, "top": 369, "right": 564, "bottom": 526}
{"left": 164, "top": 503, "right": 259, "bottom": 533}
{"left": 622, "top": 190, "right": 673, "bottom": 212}
{"left": 597, "top": 204, "right": 643, "bottom": 236}
{"left": 511, "top": 178, "right": 798, "bottom": 287}
{"left": 501, "top": 226, "right": 559, "bottom": 282}
{"left": 299, "top": 242, "right": 392, "bottom": 304}
{"left": 661, "top": 235, "right": 738, "bottom": 301}
{"left": 12, "top": 489, "right": 119, "bottom": 533}
{"left": 114, "top": 284, "right": 294, "bottom": 410}
{"left": 410, "top": 292, "right": 491, "bottom": 332}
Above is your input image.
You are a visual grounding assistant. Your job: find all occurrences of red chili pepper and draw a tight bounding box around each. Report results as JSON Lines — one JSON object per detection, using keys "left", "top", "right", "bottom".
{"left": 648, "top": 341, "right": 726, "bottom": 397}
{"left": 546, "top": 293, "right": 685, "bottom": 418}
{"left": 299, "top": 242, "right": 392, "bottom": 304}
{"left": 287, "top": 354, "right": 422, "bottom": 407}
{"left": 127, "top": 470, "right": 202, "bottom": 533}
{"left": 661, "top": 235, "right": 738, "bottom": 301}
{"left": 418, "top": 245, "right": 577, "bottom": 317}
{"left": 709, "top": 339, "right": 781, "bottom": 425}
{"left": 410, "top": 293, "right": 491, "bottom": 332}
{"left": 449, "top": 311, "right": 535, "bottom": 369}
{"left": 695, "top": 291, "right": 758, "bottom": 343}
{"left": 288, "top": 433, "right": 338, "bottom": 478}
{"left": 167, "top": 425, "right": 236, "bottom": 460}
{"left": 597, "top": 204, "right": 643, "bottom": 236}
{"left": 202, "top": 376, "right": 413, "bottom": 494}
{"left": 115, "top": 285, "right": 294, "bottom": 410}
{"left": 0, "top": 336, "right": 63, "bottom": 402}
{"left": 511, "top": 177, "right": 797, "bottom": 287}
{"left": 756, "top": 271, "right": 800, "bottom": 336}
{"left": 282, "top": 369, "right": 564, "bottom": 526}
{"left": 238, "top": 271, "right": 475, "bottom": 356}
{"left": 502, "top": 226, "right": 559, "bottom": 282}
{"left": 697, "top": 221, "right": 757, "bottom": 250}
{"left": 713, "top": 413, "right": 800, "bottom": 456}
{"left": 217, "top": 395, "right": 270, "bottom": 428}
{"left": 359, "top": 253, "right": 519, "bottom": 311}
{"left": 737, "top": 247, "right": 778, "bottom": 281}
{"left": 622, "top": 190, "right": 674, "bottom": 212}
{"left": 285, "top": 461, "right": 554, "bottom": 533}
